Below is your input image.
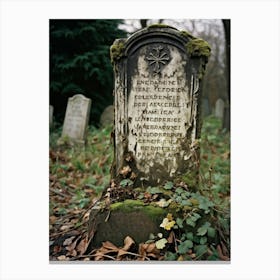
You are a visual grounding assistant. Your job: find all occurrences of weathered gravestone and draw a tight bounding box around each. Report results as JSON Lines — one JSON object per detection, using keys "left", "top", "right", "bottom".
{"left": 100, "top": 105, "right": 114, "bottom": 127}
{"left": 59, "top": 94, "right": 91, "bottom": 144}
{"left": 87, "top": 25, "right": 210, "bottom": 249}
{"left": 111, "top": 25, "right": 211, "bottom": 187}
{"left": 202, "top": 98, "right": 210, "bottom": 118}
{"left": 215, "top": 98, "right": 225, "bottom": 119}
{"left": 49, "top": 105, "right": 54, "bottom": 128}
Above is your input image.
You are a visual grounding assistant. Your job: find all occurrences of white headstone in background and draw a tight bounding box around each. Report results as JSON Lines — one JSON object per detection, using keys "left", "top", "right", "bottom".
{"left": 61, "top": 94, "right": 91, "bottom": 144}
{"left": 215, "top": 98, "right": 225, "bottom": 119}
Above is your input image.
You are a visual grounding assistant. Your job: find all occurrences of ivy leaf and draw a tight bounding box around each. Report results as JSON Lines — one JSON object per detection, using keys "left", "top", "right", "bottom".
{"left": 165, "top": 251, "right": 177, "bottom": 260}
{"left": 197, "top": 227, "right": 208, "bottom": 236}
{"left": 147, "top": 186, "right": 162, "bottom": 194}
{"left": 186, "top": 232, "right": 194, "bottom": 241}
{"left": 164, "top": 181, "right": 173, "bottom": 190}
{"left": 194, "top": 244, "right": 208, "bottom": 257}
{"left": 190, "top": 213, "right": 201, "bottom": 224}
{"left": 175, "top": 196, "right": 182, "bottom": 203}
{"left": 197, "top": 222, "right": 211, "bottom": 236}
{"left": 175, "top": 187, "right": 184, "bottom": 195}
{"left": 207, "top": 227, "right": 216, "bottom": 238}
{"left": 178, "top": 240, "right": 193, "bottom": 254}
{"left": 186, "top": 218, "right": 196, "bottom": 227}
{"left": 120, "top": 179, "right": 133, "bottom": 187}
{"left": 181, "top": 199, "right": 192, "bottom": 206}
{"left": 181, "top": 191, "right": 190, "bottom": 199}
{"left": 176, "top": 218, "right": 184, "bottom": 229}
{"left": 192, "top": 213, "right": 201, "bottom": 220}
{"left": 200, "top": 236, "right": 207, "bottom": 245}
{"left": 79, "top": 198, "right": 90, "bottom": 208}
{"left": 155, "top": 238, "right": 168, "bottom": 249}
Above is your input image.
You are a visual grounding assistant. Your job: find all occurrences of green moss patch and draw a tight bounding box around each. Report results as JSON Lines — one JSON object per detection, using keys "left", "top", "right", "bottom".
{"left": 88, "top": 199, "right": 168, "bottom": 247}
{"left": 186, "top": 38, "right": 211, "bottom": 59}
{"left": 110, "top": 199, "right": 167, "bottom": 222}
{"left": 110, "top": 40, "right": 125, "bottom": 63}
{"left": 180, "top": 30, "right": 195, "bottom": 40}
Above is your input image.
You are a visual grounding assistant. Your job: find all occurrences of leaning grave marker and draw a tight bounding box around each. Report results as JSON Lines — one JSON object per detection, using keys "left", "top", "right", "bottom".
{"left": 60, "top": 94, "right": 91, "bottom": 144}
{"left": 87, "top": 25, "right": 210, "bottom": 249}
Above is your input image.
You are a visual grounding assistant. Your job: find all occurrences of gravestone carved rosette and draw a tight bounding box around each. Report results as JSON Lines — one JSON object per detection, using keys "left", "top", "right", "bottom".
{"left": 111, "top": 25, "right": 210, "bottom": 188}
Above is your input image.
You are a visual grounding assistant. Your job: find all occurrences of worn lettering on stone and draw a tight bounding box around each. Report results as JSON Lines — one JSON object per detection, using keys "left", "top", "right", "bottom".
{"left": 111, "top": 26, "right": 210, "bottom": 186}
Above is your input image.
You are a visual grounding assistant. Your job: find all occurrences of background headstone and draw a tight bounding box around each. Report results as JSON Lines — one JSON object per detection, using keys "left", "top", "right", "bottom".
{"left": 202, "top": 98, "right": 210, "bottom": 118}
{"left": 215, "top": 98, "right": 225, "bottom": 119}
{"left": 49, "top": 105, "right": 54, "bottom": 128}
{"left": 100, "top": 105, "right": 114, "bottom": 127}
{"left": 60, "top": 94, "right": 91, "bottom": 144}
{"left": 111, "top": 25, "right": 210, "bottom": 187}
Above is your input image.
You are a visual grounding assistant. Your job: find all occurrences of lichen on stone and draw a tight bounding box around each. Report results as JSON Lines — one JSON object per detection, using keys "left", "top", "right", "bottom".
{"left": 110, "top": 199, "right": 144, "bottom": 212}
{"left": 110, "top": 199, "right": 168, "bottom": 224}
{"left": 186, "top": 38, "right": 211, "bottom": 59}
{"left": 180, "top": 30, "right": 195, "bottom": 40}
{"left": 110, "top": 39, "right": 126, "bottom": 64}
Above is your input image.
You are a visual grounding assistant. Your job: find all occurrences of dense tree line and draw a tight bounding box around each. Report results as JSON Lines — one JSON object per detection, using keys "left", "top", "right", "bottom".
{"left": 50, "top": 19, "right": 127, "bottom": 125}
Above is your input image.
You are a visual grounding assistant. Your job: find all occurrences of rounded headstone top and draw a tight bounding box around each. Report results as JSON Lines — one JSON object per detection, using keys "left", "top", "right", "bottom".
{"left": 110, "top": 25, "right": 211, "bottom": 64}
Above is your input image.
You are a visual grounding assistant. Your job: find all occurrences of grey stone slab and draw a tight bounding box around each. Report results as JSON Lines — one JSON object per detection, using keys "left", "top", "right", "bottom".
{"left": 61, "top": 94, "right": 91, "bottom": 144}
{"left": 215, "top": 98, "right": 225, "bottom": 119}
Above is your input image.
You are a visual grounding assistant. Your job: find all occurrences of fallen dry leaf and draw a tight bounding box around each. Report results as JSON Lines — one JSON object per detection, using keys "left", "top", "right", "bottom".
{"left": 67, "top": 249, "right": 77, "bottom": 257}
{"left": 66, "top": 237, "right": 79, "bottom": 254}
{"left": 50, "top": 215, "right": 57, "bottom": 224}
{"left": 102, "top": 241, "right": 119, "bottom": 251}
{"left": 119, "top": 165, "right": 131, "bottom": 176}
{"left": 117, "top": 249, "right": 128, "bottom": 259}
{"left": 217, "top": 244, "right": 230, "bottom": 261}
{"left": 130, "top": 172, "right": 137, "bottom": 180}
{"left": 63, "top": 236, "right": 76, "bottom": 246}
{"left": 167, "top": 231, "right": 174, "bottom": 244}
{"left": 60, "top": 224, "right": 71, "bottom": 231}
{"left": 122, "top": 236, "right": 135, "bottom": 251}
{"left": 57, "top": 255, "right": 68, "bottom": 261}
{"left": 76, "top": 237, "right": 88, "bottom": 255}
{"left": 138, "top": 242, "right": 160, "bottom": 260}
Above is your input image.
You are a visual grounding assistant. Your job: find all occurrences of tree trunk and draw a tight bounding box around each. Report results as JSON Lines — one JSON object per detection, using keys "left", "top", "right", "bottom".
{"left": 140, "top": 19, "right": 148, "bottom": 28}
{"left": 222, "top": 19, "right": 230, "bottom": 132}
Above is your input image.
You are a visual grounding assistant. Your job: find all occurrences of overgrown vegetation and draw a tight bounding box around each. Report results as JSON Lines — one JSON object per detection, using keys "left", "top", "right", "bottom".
{"left": 50, "top": 20, "right": 126, "bottom": 125}
{"left": 49, "top": 116, "right": 230, "bottom": 261}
